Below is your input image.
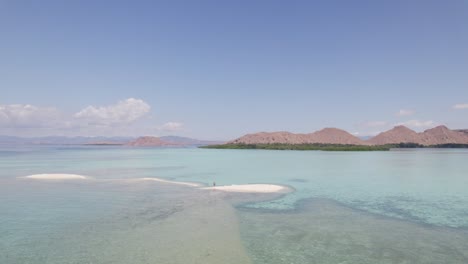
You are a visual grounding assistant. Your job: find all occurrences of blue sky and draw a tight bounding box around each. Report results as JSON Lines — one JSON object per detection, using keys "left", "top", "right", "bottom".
{"left": 1, "top": 0, "right": 467, "bottom": 139}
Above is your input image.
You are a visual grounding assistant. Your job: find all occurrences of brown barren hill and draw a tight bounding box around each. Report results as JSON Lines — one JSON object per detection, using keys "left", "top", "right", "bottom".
{"left": 367, "top": 126, "right": 421, "bottom": 145}
{"left": 229, "top": 132, "right": 306, "bottom": 144}
{"left": 126, "top": 136, "right": 180, "bottom": 147}
{"left": 420, "top": 126, "right": 468, "bottom": 145}
{"left": 305, "top": 128, "right": 366, "bottom": 145}
{"left": 367, "top": 125, "right": 468, "bottom": 145}
{"left": 230, "top": 128, "right": 366, "bottom": 145}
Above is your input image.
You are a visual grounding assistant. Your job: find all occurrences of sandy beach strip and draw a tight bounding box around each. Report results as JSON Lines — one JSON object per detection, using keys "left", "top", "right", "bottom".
{"left": 202, "top": 184, "right": 291, "bottom": 193}
{"left": 22, "top": 174, "right": 91, "bottom": 180}
{"left": 132, "top": 178, "right": 290, "bottom": 193}
{"left": 130, "top": 177, "right": 203, "bottom": 187}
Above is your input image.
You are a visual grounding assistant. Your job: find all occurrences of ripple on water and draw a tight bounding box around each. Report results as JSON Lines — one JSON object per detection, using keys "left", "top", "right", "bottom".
{"left": 239, "top": 198, "right": 468, "bottom": 264}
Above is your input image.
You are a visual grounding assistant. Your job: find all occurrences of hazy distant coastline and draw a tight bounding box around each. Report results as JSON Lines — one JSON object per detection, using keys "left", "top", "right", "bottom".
{"left": 0, "top": 135, "right": 223, "bottom": 147}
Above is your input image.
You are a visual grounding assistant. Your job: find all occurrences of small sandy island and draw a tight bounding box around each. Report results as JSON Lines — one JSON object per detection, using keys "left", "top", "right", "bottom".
{"left": 22, "top": 174, "right": 91, "bottom": 180}
{"left": 202, "top": 184, "right": 291, "bottom": 193}
{"left": 133, "top": 178, "right": 290, "bottom": 193}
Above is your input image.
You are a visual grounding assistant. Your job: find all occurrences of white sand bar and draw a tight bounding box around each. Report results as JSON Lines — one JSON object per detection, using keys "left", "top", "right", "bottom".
{"left": 23, "top": 174, "right": 90, "bottom": 180}
{"left": 132, "top": 177, "right": 202, "bottom": 187}
{"left": 202, "top": 184, "right": 289, "bottom": 193}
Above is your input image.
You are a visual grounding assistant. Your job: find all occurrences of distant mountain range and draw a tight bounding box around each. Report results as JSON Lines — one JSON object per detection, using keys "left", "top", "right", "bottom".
{"left": 0, "top": 136, "right": 133, "bottom": 145}
{"left": 229, "top": 125, "right": 468, "bottom": 146}
{"left": 159, "top": 136, "right": 223, "bottom": 146}
{"left": 126, "top": 136, "right": 223, "bottom": 146}
{"left": 0, "top": 135, "right": 223, "bottom": 146}
{"left": 125, "top": 136, "right": 179, "bottom": 147}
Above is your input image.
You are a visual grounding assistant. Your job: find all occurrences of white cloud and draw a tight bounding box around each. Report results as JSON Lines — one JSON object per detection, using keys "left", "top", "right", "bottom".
{"left": 160, "top": 122, "right": 184, "bottom": 132}
{"left": 396, "top": 109, "right": 415, "bottom": 116}
{"left": 0, "top": 104, "right": 61, "bottom": 128}
{"left": 75, "top": 98, "right": 150, "bottom": 125}
{"left": 0, "top": 98, "right": 156, "bottom": 137}
{"left": 453, "top": 104, "right": 468, "bottom": 110}
{"left": 396, "top": 120, "right": 436, "bottom": 129}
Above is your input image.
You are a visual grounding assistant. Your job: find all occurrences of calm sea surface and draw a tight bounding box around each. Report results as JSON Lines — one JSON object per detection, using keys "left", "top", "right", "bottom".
{"left": 1, "top": 146, "right": 468, "bottom": 263}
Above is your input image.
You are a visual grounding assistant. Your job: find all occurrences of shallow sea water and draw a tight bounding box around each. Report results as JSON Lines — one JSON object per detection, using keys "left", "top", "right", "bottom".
{"left": 1, "top": 146, "right": 468, "bottom": 263}
{"left": 240, "top": 199, "right": 468, "bottom": 264}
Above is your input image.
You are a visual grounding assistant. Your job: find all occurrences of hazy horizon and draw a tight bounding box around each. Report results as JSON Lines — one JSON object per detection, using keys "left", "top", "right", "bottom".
{"left": 0, "top": 123, "right": 466, "bottom": 143}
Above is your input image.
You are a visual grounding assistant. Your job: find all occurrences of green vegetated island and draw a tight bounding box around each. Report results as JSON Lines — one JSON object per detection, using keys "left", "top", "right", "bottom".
{"left": 201, "top": 126, "right": 468, "bottom": 151}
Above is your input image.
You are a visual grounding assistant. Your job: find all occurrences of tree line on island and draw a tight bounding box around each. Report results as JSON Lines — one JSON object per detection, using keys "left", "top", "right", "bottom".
{"left": 201, "top": 126, "right": 468, "bottom": 151}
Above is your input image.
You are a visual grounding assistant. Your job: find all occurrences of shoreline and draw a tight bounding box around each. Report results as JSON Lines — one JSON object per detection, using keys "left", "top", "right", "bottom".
{"left": 127, "top": 177, "right": 203, "bottom": 187}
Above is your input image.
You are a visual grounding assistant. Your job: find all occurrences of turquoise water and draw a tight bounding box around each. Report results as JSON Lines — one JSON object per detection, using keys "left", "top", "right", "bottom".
{"left": 1, "top": 146, "right": 468, "bottom": 263}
